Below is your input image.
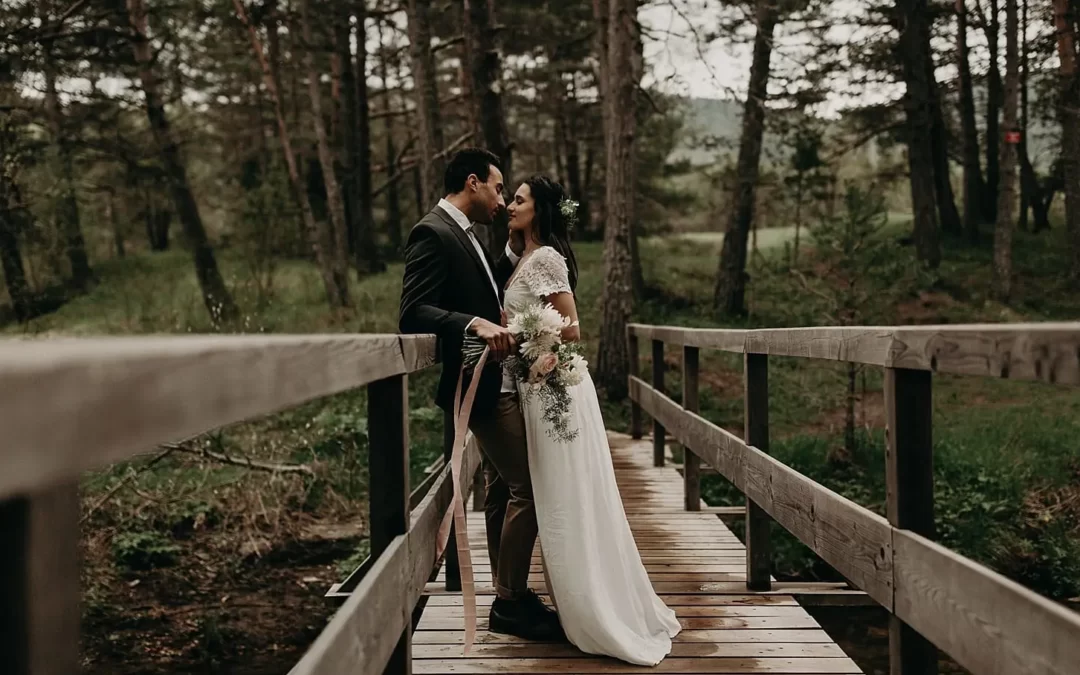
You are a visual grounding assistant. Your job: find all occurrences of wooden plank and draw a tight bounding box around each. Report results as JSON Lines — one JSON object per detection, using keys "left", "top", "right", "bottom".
{"left": 417, "top": 615, "right": 821, "bottom": 631}
{"left": 632, "top": 377, "right": 893, "bottom": 608}
{"left": 0, "top": 483, "right": 80, "bottom": 675}
{"left": 743, "top": 327, "right": 895, "bottom": 366}
{"left": 412, "top": 657, "right": 860, "bottom": 673}
{"left": 627, "top": 327, "right": 643, "bottom": 439}
{"left": 428, "top": 581, "right": 857, "bottom": 597}
{"left": 885, "top": 368, "right": 936, "bottom": 675}
{"left": 888, "top": 324, "right": 1080, "bottom": 384}
{"left": 412, "top": 629, "right": 836, "bottom": 646}
{"left": 744, "top": 353, "right": 771, "bottom": 591}
{"left": 424, "top": 594, "right": 800, "bottom": 607}
{"left": 627, "top": 324, "right": 748, "bottom": 352}
{"left": 367, "top": 374, "right": 411, "bottom": 675}
{"left": 682, "top": 345, "right": 701, "bottom": 511}
{"left": 421, "top": 605, "right": 809, "bottom": 618}
{"left": 412, "top": 643, "right": 848, "bottom": 659}
{"left": 0, "top": 333, "right": 436, "bottom": 501}
{"left": 893, "top": 530, "right": 1080, "bottom": 675}
{"left": 652, "top": 339, "right": 666, "bottom": 467}
{"left": 631, "top": 323, "right": 1080, "bottom": 385}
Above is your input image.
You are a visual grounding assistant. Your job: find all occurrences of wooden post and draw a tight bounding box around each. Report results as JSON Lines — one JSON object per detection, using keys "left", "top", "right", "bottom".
{"left": 652, "top": 339, "right": 666, "bottom": 467}
{"left": 744, "top": 353, "right": 771, "bottom": 591}
{"left": 440, "top": 408, "right": 461, "bottom": 592}
{"left": 682, "top": 346, "right": 701, "bottom": 511}
{"left": 0, "top": 483, "right": 80, "bottom": 675}
{"left": 885, "top": 368, "right": 937, "bottom": 675}
{"left": 627, "top": 327, "right": 642, "bottom": 439}
{"left": 368, "top": 374, "right": 412, "bottom": 675}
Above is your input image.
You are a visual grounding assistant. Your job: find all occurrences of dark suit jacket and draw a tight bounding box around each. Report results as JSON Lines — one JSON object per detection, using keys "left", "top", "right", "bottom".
{"left": 399, "top": 205, "right": 515, "bottom": 419}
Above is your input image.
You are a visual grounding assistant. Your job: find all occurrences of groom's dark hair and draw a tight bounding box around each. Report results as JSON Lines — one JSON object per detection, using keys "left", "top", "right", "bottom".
{"left": 444, "top": 147, "right": 502, "bottom": 194}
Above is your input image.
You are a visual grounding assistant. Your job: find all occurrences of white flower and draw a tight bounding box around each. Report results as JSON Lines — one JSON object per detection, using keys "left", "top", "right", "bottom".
{"left": 557, "top": 354, "right": 588, "bottom": 387}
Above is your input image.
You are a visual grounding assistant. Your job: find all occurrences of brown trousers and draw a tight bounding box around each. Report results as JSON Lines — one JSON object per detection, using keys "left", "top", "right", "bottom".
{"left": 469, "top": 392, "right": 537, "bottom": 600}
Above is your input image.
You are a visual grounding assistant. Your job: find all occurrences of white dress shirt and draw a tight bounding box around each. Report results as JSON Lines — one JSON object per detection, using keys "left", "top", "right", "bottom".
{"left": 438, "top": 198, "right": 520, "bottom": 392}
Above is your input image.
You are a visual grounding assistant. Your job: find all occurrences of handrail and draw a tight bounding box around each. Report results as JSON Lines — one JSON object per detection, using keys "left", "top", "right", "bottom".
{"left": 0, "top": 333, "right": 437, "bottom": 500}
{"left": 0, "top": 333, "right": 442, "bottom": 675}
{"left": 629, "top": 321, "right": 1080, "bottom": 675}
{"left": 628, "top": 322, "right": 1080, "bottom": 384}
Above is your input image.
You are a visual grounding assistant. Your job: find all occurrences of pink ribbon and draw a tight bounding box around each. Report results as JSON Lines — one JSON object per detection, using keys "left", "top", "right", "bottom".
{"left": 435, "top": 345, "right": 490, "bottom": 654}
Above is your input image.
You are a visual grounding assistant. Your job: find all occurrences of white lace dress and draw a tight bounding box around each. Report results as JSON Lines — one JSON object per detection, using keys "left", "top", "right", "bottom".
{"left": 504, "top": 246, "right": 681, "bottom": 666}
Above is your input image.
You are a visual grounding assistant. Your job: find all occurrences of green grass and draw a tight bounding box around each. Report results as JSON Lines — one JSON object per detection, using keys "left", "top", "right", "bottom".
{"left": 15, "top": 224, "right": 1080, "bottom": 602}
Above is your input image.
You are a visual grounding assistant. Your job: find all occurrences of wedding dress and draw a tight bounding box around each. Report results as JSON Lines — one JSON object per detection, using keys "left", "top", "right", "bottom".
{"left": 503, "top": 246, "right": 681, "bottom": 666}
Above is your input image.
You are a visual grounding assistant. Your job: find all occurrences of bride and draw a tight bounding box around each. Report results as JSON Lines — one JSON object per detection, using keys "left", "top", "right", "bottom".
{"left": 501, "top": 174, "right": 681, "bottom": 666}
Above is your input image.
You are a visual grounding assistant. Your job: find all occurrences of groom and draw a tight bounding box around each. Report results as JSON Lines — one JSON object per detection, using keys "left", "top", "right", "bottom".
{"left": 399, "top": 148, "right": 562, "bottom": 641}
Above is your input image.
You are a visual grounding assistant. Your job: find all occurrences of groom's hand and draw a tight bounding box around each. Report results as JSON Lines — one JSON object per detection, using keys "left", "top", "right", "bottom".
{"left": 508, "top": 229, "right": 525, "bottom": 257}
{"left": 470, "top": 318, "right": 516, "bottom": 361}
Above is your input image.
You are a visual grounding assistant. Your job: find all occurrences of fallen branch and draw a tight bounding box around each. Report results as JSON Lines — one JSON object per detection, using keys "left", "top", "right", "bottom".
{"left": 165, "top": 442, "right": 316, "bottom": 476}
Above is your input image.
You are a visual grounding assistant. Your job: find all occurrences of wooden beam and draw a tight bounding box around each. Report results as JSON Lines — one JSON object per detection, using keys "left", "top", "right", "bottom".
{"left": 885, "top": 368, "right": 937, "bottom": 675}
{"left": 893, "top": 530, "right": 1080, "bottom": 675}
{"left": 743, "top": 353, "right": 771, "bottom": 591}
{"left": 628, "top": 323, "right": 1080, "bottom": 385}
{"left": 652, "top": 339, "right": 666, "bottom": 467}
{"left": 682, "top": 346, "right": 700, "bottom": 512}
{"left": 0, "top": 334, "right": 437, "bottom": 501}
{"left": 0, "top": 483, "right": 80, "bottom": 675}
{"left": 367, "top": 374, "right": 411, "bottom": 675}
{"left": 627, "top": 327, "right": 642, "bottom": 439}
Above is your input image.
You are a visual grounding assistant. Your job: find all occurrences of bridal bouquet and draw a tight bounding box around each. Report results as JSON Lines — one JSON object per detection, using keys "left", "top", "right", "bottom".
{"left": 463, "top": 302, "right": 588, "bottom": 443}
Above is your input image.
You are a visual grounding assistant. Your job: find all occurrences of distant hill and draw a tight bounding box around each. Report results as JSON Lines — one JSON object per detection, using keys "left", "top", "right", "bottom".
{"left": 667, "top": 86, "right": 1061, "bottom": 174}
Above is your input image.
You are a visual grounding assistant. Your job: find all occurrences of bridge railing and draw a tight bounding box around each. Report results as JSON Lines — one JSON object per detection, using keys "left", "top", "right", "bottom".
{"left": 628, "top": 322, "right": 1080, "bottom": 675}
{"left": 0, "top": 333, "right": 465, "bottom": 675}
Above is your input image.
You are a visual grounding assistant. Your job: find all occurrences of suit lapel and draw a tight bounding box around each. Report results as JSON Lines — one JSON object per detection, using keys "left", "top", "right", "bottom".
{"left": 433, "top": 206, "right": 500, "bottom": 305}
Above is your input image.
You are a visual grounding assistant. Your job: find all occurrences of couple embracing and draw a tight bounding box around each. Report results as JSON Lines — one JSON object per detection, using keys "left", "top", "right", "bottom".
{"left": 398, "top": 148, "right": 680, "bottom": 666}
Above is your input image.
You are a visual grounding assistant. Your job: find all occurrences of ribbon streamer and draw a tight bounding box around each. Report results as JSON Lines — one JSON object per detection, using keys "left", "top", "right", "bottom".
{"left": 435, "top": 345, "right": 490, "bottom": 655}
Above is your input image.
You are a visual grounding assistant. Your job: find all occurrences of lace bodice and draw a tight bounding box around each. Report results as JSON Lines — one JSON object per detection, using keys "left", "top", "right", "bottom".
{"left": 504, "top": 246, "right": 572, "bottom": 317}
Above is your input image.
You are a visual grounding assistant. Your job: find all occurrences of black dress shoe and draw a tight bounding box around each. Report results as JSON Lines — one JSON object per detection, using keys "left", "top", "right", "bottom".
{"left": 489, "top": 595, "right": 564, "bottom": 641}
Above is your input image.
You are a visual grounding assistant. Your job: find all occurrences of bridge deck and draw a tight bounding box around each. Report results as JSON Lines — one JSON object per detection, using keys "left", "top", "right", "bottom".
{"left": 414, "top": 433, "right": 862, "bottom": 674}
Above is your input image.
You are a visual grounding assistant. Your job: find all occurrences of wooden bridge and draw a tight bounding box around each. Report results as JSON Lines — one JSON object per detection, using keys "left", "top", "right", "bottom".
{"left": 3, "top": 323, "right": 1080, "bottom": 675}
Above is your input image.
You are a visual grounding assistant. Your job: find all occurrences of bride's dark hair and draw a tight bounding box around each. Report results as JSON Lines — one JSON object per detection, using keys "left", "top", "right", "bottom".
{"left": 522, "top": 174, "right": 579, "bottom": 291}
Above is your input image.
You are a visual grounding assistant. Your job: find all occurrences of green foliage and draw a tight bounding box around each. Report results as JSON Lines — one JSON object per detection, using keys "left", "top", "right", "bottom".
{"left": 112, "top": 530, "right": 181, "bottom": 571}
{"left": 336, "top": 538, "right": 372, "bottom": 577}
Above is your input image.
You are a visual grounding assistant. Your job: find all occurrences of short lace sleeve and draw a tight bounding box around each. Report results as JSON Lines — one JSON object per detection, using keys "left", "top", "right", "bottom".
{"left": 523, "top": 246, "right": 572, "bottom": 297}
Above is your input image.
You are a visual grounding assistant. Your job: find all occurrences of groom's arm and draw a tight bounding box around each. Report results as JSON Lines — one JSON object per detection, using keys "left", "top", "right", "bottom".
{"left": 399, "top": 225, "right": 473, "bottom": 339}
{"left": 493, "top": 231, "right": 524, "bottom": 288}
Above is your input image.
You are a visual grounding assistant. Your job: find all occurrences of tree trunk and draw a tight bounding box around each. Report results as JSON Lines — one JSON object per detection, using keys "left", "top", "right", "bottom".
{"left": 714, "top": 0, "right": 779, "bottom": 315}
{"left": 462, "top": 0, "right": 513, "bottom": 251}
{"left": 793, "top": 176, "right": 803, "bottom": 266}
{"left": 957, "top": 0, "right": 985, "bottom": 240}
{"left": 897, "top": 0, "right": 941, "bottom": 268}
{"left": 928, "top": 60, "right": 963, "bottom": 237}
{"left": 985, "top": 0, "right": 1002, "bottom": 222}
{"left": 345, "top": 2, "right": 382, "bottom": 274}
{"left": 127, "top": 0, "right": 239, "bottom": 325}
{"left": 41, "top": 14, "right": 92, "bottom": 290}
{"left": 235, "top": 0, "right": 350, "bottom": 309}
{"left": 1018, "top": 0, "right": 1030, "bottom": 231}
{"left": 594, "top": 0, "right": 638, "bottom": 399}
{"left": 377, "top": 18, "right": 403, "bottom": 255}
{"left": 993, "top": 0, "right": 1019, "bottom": 300}
{"left": 106, "top": 190, "right": 125, "bottom": 258}
{"left": 1053, "top": 0, "right": 1080, "bottom": 278}
{"left": 406, "top": 0, "right": 445, "bottom": 209}
{"left": 300, "top": 0, "right": 352, "bottom": 307}
{"left": 0, "top": 174, "right": 31, "bottom": 321}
